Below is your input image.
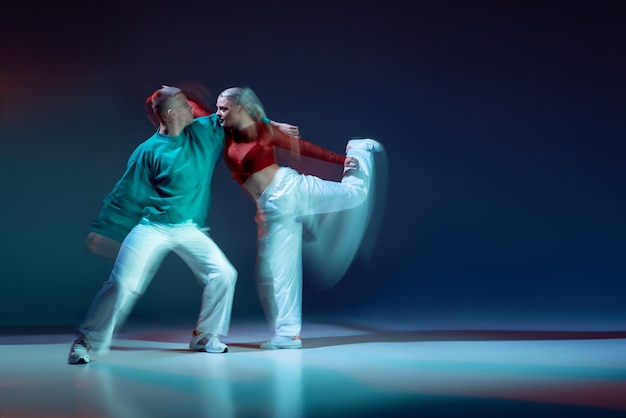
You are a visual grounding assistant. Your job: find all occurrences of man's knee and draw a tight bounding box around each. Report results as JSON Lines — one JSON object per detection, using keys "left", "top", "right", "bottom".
{"left": 224, "top": 263, "right": 238, "bottom": 284}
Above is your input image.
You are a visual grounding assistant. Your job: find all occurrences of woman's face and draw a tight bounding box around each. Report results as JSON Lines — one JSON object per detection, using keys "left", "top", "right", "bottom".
{"left": 215, "top": 96, "right": 240, "bottom": 128}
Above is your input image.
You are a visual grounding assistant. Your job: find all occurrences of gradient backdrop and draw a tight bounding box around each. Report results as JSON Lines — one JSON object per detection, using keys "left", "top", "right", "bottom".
{"left": 1, "top": 1, "right": 624, "bottom": 330}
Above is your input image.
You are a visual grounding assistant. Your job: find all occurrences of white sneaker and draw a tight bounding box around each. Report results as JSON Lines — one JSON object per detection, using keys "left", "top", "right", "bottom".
{"left": 260, "top": 335, "right": 302, "bottom": 350}
{"left": 189, "top": 332, "right": 228, "bottom": 353}
{"left": 347, "top": 138, "right": 383, "bottom": 153}
{"left": 68, "top": 336, "right": 90, "bottom": 364}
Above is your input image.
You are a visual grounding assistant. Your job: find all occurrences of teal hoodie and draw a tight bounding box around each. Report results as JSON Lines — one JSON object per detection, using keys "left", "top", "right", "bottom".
{"left": 90, "top": 114, "right": 224, "bottom": 241}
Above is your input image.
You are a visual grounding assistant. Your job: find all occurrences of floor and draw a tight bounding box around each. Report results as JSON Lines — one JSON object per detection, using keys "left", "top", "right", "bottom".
{"left": 1, "top": 315, "right": 625, "bottom": 418}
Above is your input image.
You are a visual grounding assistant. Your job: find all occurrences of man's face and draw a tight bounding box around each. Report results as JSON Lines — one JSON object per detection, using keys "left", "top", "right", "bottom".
{"left": 215, "top": 96, "right": 238, "bottom": 128}
{"left": 188, "top": 99, "right": 211, "bottom": 118}
{"left": 168, "top": 94, "right": 194, "bottom": 126}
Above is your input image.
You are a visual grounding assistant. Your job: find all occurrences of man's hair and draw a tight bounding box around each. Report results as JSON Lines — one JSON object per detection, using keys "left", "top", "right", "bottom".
{"left": 145, "top": 84, "right": 213, "bottom": 127}
{"left": 145, "top": 86, "right": 182, "bottom": 125}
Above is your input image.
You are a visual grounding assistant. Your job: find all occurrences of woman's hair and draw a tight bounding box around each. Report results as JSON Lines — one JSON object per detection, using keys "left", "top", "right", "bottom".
{"left": 219, "top": 87, "right": 267, "bottom": 122}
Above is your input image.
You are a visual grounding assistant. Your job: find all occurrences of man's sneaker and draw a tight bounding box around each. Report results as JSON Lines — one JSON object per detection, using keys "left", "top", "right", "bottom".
{"left": 260, "top": 335, "right": 302, "bottom": 350}
{"left": 68, "top": 336, "right": 90, "bottom": 364}
{"left": 347, "top": 138, "right": 383, "bottom": 153}
{"left": 189, "top": 331, "right": 228, "bottom": 353}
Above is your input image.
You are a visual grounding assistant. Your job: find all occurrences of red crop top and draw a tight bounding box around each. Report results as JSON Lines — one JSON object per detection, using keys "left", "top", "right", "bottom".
{"left": 224, "top": 122, "right": 346, "bottom": 185}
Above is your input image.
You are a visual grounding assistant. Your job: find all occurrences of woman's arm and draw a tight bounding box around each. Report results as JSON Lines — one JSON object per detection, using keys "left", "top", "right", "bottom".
{"left": 271, "top": 128, "right": 346, "bottom": 166}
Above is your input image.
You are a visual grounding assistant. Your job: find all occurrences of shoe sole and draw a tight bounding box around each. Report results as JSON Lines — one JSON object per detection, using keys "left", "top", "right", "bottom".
{"left": 260, "top": 343, "right": 303, "bottom": 350}
{"left": 68, "top": 355, "right": 89, "bottom": 364}
{"left": 189, "top": 344, "right": 228, "bottom": 353}
{"left": 206, "top": 347, "right": 228, "bottom": 353}
{"left": 260, "top": 346, "right": 302, "bottom": 350}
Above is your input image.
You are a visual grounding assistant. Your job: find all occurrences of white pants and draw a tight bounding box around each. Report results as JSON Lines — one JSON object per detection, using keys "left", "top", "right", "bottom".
{"left": 79, "top": 220, "right": 237, "bottom": 353}
{"left": 255, "top": 142, "right": 375, "bottom": 336}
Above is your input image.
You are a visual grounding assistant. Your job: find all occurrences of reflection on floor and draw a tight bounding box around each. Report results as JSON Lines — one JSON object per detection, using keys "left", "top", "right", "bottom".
{"left": 1, "top": 316, "right": 625, "bottom": 418}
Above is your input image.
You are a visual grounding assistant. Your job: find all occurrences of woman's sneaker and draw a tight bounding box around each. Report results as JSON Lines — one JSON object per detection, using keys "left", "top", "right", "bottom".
{"left": 347, "top": 138, "right": 383, "bottom": 153}
{"left": 68, "top": 336, "right": 90, "bottom": 364}
{"left": 189, "top": 331, "right": 228, "bottom": 353}
{"left": 260, "top": 336, "right": 302, "bottom": 349}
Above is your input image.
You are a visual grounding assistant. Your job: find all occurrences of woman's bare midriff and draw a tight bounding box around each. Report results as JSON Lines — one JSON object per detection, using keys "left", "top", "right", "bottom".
{"left": 242, "top": 164, "right": 281, "bottom": 199}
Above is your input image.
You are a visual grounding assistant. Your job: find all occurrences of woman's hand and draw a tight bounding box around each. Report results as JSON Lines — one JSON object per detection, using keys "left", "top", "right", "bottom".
{"left": 273, "top": 122, "right": 300, "bottom": 138}
{"left": 344, "top": 156, "right": 359, "bottom": 169}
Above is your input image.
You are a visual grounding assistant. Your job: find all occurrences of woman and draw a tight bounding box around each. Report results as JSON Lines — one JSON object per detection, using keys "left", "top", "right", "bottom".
{"left": 216, "top": 87, "right": 382, "bottom": 349}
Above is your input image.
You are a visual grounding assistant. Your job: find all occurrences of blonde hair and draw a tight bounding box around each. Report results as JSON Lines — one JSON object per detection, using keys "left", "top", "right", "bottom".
{"left": 218, "top": 87, "right": 267, "bottom": 122}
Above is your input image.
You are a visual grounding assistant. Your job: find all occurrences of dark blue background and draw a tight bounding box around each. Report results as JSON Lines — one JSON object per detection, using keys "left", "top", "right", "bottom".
{"left": 1, "top": 1, "right": 624, "bottom": 330}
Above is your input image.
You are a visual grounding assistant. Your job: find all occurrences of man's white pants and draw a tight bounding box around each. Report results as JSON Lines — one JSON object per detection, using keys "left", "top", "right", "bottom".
{"left": 79, "top": 220, "right": 237, "bottom": 353}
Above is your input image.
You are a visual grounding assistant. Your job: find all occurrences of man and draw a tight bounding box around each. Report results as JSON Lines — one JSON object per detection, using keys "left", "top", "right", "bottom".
{"left": 86, "top": 85, "right": 215, "bottom": 259}
{"left": 68, "top": 85, "right": 297, "bottom": 363}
